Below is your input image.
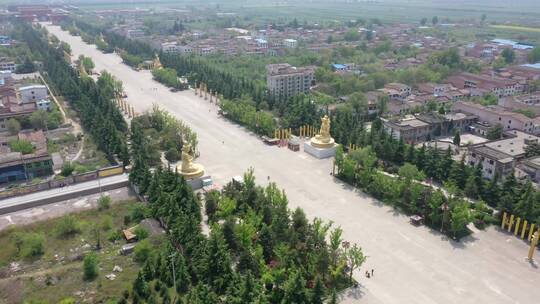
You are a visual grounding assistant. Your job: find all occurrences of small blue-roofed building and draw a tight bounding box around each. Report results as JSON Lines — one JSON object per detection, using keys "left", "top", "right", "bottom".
{"left": 331, "top": 63, "right": 347, "bottom": 71}
{"left": 0, "top": 35, "right": 11, "bottom": 46}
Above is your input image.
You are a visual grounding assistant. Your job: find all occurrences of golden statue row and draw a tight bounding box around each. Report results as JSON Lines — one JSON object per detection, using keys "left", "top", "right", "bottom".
{"left": 274, "top": 115, "right": 334, "bottom": 143}
{"left": 501, "top": 212, "right": 540, "bottom": 261}
{"left": 194, "top": 83, "right": 220, "bottom": 103}
{"left": 114, "top": 96, "right": 136, "bottom": 118}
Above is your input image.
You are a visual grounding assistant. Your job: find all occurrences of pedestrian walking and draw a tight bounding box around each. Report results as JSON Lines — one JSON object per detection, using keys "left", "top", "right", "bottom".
{"left": 371, "top": 269, "right": 374, "bottom": 277}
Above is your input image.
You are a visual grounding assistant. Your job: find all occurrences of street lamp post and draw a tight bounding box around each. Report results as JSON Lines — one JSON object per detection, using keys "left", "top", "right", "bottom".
{"left": 441, "top": 202, "right": 449, "bottom": 232}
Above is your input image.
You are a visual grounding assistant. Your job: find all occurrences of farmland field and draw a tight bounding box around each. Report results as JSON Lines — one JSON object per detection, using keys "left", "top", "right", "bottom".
{"left": 490, "top": 24, "right": 540, "bottom": 33}
{"left": 28, "top": 0, "right": 540, "bottom": 25}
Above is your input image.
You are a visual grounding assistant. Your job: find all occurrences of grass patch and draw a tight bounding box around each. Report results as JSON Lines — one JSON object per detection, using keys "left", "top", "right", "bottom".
{"left": 0, "top": 199, "right": 161, "bottom": 303}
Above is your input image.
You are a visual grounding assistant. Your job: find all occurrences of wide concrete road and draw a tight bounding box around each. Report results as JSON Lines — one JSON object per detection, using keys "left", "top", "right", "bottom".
{"left": 0, "top": 186, "right": 133, "bottom": 231}
{"left": 0, "top": 174, "right": 129, "bottom": 215}
{"left": 46, "top": 24, "right": 539, "bottom": 304}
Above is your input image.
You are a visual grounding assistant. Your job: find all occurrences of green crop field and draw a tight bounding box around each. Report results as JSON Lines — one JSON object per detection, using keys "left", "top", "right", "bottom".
{"left": 60, "top": 0, "right": 540, "bottom": 25}
{"left": 490, "top": 24, "right": 540, "bottom": 33}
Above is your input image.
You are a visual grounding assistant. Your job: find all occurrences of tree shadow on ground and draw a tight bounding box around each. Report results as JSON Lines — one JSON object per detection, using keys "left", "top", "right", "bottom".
{"left": 427, "top": 227, "right": 479, "bottom": 249}
{"left": 331, "top": 176, "right": 385, "bottom": 208}
{"left": 340, "top": 283, "right": 366, "bottom": 301}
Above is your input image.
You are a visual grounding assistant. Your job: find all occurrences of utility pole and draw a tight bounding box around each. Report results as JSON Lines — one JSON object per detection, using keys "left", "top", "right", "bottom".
{"left": 97, "top": 170, "right": 103, "bottom": 197}
{"left": 169, "top": 253, "right": 176, "bottom": 288}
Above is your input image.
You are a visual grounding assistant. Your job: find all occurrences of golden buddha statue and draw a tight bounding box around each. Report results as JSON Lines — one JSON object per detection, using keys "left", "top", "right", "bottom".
{"left": 177, "top": 142, "right": 204, "bottom": 179}
{"left": 310, "top": 115, "right": 335, "bottom": 148}
{"left": 153, "top": 53, "right": 163, "bottom": 70}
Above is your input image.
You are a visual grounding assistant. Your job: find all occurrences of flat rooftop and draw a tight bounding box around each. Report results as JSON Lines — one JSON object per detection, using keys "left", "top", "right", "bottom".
{"left": 473, "top": 145, "right": 514, "bottom": 163}
{"left": 393, "top": 117, "right": 429, "bottom": 128}
{"left": 480, "top": 130, "right": 539, "bottom": 158}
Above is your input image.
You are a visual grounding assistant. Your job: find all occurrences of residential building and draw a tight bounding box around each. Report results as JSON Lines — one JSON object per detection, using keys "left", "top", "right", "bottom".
{"left": 36, "top": 99, "right": 51, "bottom": 111}
{"left": 0, "top": 87, "right": 37, "bottom": 132}
{"left": 453, "top": 101, "right": 540, "bottom": 134}
{"left": 255, "top": 38, "right": 268, "bottom": 48}
{"left": 382, "top": 112, "right": 477, "bottom": 144}
{"left": 0, "top": 70, "right": 12, "bottom": 82}
{"left": 283, "top": 39, "right": 297, "bottom": 48}
{"left": 0, "top": 57, "right": 16, "bottom": 71}
{"left": 0, "top": 130, "right": 53, "bottom": 183}
{"left": 467, "top": 130, "right": 539, "bottom": 179}
{"left": 491, "top": 39, "right": 534, "bottom": 50}
{"left": 266, "top": 63, "right": 315, "bottom": 98}
{"left": 382, "top": 116, "right": 430, "bottom": 143}
{"left": 178, "top": 45, "right": 193, "bottom": 55}
{"left": 19, "top": 84, "right": 48, "bottom": 104}
{"left": 0, "top": 35, "right": 10, "bottom": 46}
{"left": 331, "top": 63, "right": 362, "bottom": 75}
{"left": 161, "top": 42, "right": 180, "bottom": 53}
{"left": 447, "top": 72, "right": 521, "bottom": 98}
{"left": 519, "top": 156, "right": 540, "bottom": 183}
{"left": 499, "top": 94, "right": 540, "bottom": 116}
{"left": 126, "top": 29, "right": 145, "bottom": 39}
{"left": 417, "top": 83, "right": 453, "bottom": 96}
{"left": 380, "top": 83, "right": 411, "bottom": 101}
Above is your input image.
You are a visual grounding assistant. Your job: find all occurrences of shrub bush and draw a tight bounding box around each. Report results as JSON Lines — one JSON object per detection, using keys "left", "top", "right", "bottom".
{"left": 130, "top": 203, "right": 149, "bottom": 222}
{"left": 98, "top": 195, "right": 111, "bottom": 211}
{"left": 134, "top": 226, "right": 149, "bottom": 240}
{"left": 12, "top": 232, "right": 45, "bottom": 258}
{"left": 107, "top": 229, "right": 122, "bottom": 243}
{"left": 134, "top": 239, "right": 153, "bottom": 264}
{"left": 165, "top": 147, "right": 180, "bottom": 162}
{"left": 55, "top": 215, "right": 80, "bottom": 237}
{"left": 60, "top": 163, "right": 75, "bottom": 177}
{"left": 83, "top": 252, "right": 99, "bottom": 280}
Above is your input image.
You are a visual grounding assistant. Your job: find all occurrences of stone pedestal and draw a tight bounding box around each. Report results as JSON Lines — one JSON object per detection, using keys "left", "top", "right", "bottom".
{"left": 177, "top": 163, "right": 205, "bottom": 180}
{"left": 304, "top": 142, "right": 337, "bottom": 159}
{"left": 186, "top": 175, "right": 207, "bottom": 190}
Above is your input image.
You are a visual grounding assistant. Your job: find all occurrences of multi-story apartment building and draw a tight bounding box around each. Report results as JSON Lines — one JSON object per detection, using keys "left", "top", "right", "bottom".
{"left": 283, "top": 39, "right": 297, "bottom": 48}
{"left": 453, "top": 101, "right": 540, "bottom": 135}
{"left": 266, "top": 63, "right": 315, "bottom": 98}
{"left": 417, "top": 83, "right": 453, "bottom": 96}
{"left": 19, "top": 85, "right": 48, "bottom": 104}
{"left": 379, "top": 83, "right": 412, "bottom": 102}
{"left": 467, "top": 130, "right": 539, "bottom": 179}
{"left": 499, "top": 94, "right": 540, "bottom": 116}
{"left": 382, "top": 112, "right": 477, "bottom": 144}
{"left": 161, "top": 42, "right": 180, "bottom": 54}
{"left": 447, "top": 72, "right": 522, "bottom": 98}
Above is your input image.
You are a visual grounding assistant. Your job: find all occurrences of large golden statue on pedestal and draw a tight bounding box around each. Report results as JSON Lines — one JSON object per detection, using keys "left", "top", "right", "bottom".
{"left": 153, "top": 53, "right": 163, "bottom": 70}
{"left": 310, "top": 115, "right": 335, "bottom": 148}
{"left": 177, "top": 142, "right": 204, "bottom": 179}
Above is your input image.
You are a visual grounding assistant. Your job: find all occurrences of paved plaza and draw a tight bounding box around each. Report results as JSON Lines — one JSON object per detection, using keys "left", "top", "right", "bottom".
{"left": 45, "top": 24, "right": 540, "bottom": 304}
